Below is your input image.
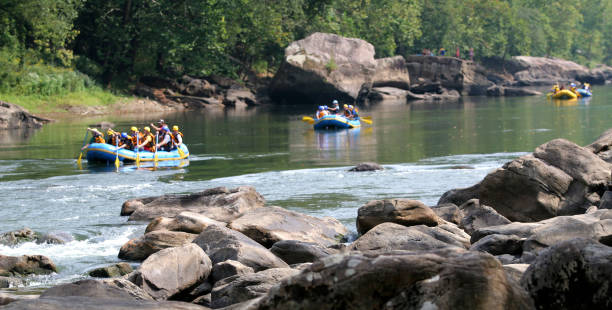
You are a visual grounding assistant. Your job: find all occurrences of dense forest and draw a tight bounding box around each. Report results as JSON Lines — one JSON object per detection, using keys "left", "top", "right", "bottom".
{"left": 1, "top": 0, "right": 611, "bottom": 97}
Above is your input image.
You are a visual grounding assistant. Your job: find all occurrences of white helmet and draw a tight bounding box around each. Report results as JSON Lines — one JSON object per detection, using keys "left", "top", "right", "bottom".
{"left": 332, "top": 100, "right": 338, "bottom": 105}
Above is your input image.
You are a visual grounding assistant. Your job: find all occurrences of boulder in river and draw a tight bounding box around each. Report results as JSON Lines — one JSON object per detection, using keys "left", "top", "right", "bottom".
{"left": 129, "top": 244, "right": 212, "bottom": 300}
{"left": 88, "top": 262, "right": 133, "bottom": 278}
{"left": 211, "top": 260, "right": 255, "bottom": 283}
{"left": 356, "top": 199, "right": 442, "bottom": 234}
{"left": 439, "top": 137, "right": 612, "bottom": 222}
{"left": 0, "top": 276, "right": 23, "bottom": 288}
{"left": 405, "top": 56, "right": 493, "bottom": 95}
{"left": 0, "top": 228, "right": 38, "bottom": 246}
{"left": 122, "top": 186, "right": 265, "bottom": 222}
{"left": 1, "top": 297, "right": 209, "bottom": 310}
{"left": 458, "top": 199, "right": 511, "bottom": 235}
{"left": 228, "top": 206, "right": 348, "bottom": 247}
{"left": 193, "top": 224, "right": 289, "bottom": 271}
{"left": 118, "top": 231, "right": 197, "bottom": 261}
{"left": 269, "top": 240, "right": 340, "bottom": 265}
{"left": 145, "top": 211, "right": 226, "bottom": 234}
{"left": 269, "top": 32, "right": 410, "bottom": 104}
{"left": 0, "top": 101, "right": 50, "bottom": 130}
{"left": 0, "top": 254, "right": 57, "bottom": 276}
{"left": 348, "top": 162, "right": 383, "bottom": 172}
{"left": 40, "top": 279, "right": 150, "bottom": 300}
{"left": 254, "top": 250, "right": 533, "bottom": 309}
{"left": 350, "top": 222, "right": 468, "bottom": 254}
{"left": 211, "top": 268, "right": 299, "bottom": 308}
{"left": 521, "top": 238, "right": 612, "bottom": 309}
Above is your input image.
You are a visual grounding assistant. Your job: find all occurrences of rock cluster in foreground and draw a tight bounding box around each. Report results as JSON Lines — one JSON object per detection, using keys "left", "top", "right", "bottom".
{"left": 4, "top": 129, "right": 612, "bottom": 309}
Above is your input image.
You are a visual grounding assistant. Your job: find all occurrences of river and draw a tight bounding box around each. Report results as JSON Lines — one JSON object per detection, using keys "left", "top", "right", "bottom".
{"left": 1, "top": 85, "right": 611, "bottom": 292}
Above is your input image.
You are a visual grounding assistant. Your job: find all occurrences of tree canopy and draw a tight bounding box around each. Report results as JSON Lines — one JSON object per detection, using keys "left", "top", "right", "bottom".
{"left": 1, "top": 0, "right": 611, "bottom": 88}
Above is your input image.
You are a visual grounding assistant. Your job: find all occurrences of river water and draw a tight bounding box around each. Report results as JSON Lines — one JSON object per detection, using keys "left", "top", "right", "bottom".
{"left": 1, "top": 85, "right": 611, "bottom": 292}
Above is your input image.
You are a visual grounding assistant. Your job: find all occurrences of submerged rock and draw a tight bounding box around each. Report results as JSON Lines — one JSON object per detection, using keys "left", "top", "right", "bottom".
{"left": 122, "top": 186, "right": 265, "bottom": 222}
{"left": 348, "top": 162, "right": 383, "bottom": 172}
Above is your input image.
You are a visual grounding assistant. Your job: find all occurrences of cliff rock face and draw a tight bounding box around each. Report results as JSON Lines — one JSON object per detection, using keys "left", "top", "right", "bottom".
{"left": 269, "top": 32, "right": 410, "bottom": 104}
{"left": 505, "top": 56, "right": 592, "bottom": 86}
{"left": 405, "top": 56, "right": 493, "bottom": 95}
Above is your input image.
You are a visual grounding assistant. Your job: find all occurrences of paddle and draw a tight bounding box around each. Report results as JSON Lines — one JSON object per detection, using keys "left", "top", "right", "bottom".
{"left": 114, "top": 139, "right": 120, "bottom": 170}
{"left": 154, "top": 132, "right": 159, "bottom": 167}
{"left": 77, "top": 130, "right": 88, "bottom": 166}
{"left": 360, "top": 117, "right": 372, "bottom": 125}
{"left": 302, "top": 116, "right": 315, "bottom": 124}
{"left": 177, "top": 143, "right": 185, "bottom": 158}
{"left": 135, "top": 134, "right": 140, "bottom": 167}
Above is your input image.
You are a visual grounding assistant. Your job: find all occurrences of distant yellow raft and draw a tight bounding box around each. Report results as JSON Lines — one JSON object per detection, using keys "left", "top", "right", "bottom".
{"left": 549, "top": 89, "right": 578, "bottom": 100}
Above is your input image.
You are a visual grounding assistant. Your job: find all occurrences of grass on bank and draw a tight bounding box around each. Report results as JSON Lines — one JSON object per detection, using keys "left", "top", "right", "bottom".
{"left": 0, "top": 62, "right": 130, "bottom": 114}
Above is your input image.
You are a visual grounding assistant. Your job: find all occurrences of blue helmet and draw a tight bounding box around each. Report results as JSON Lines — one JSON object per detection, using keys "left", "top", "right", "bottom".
{"left": 318, "top": 106, "right": 324, "bottom": 110}
{"left": 324, "top": 105, "right": 328, "bottom": 109}
{"left": 348, "top": 105, "right": 354, "bottom": 109}
{"left": 121, "top": 132, "right": 128, "bottom": 139}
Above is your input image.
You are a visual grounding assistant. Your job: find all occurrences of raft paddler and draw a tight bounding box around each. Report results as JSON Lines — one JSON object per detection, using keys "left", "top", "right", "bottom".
{"left": 315, "top": 106, "right": 328, "bottom": 119}
{"left": 170, "top": 125, "right": 184, "bottom": 150}
{"left": 105, "top": 129, "right": 120, "bottom": 146}
{"left": 128, "top": 126, "right": 143, "bottom": 151}
{"left": 343, "top": 104, "right": 352, "bottom": 119}
{"left": 81, "top": 128, "right": 105, "bottom": 150}
{"left": 327, "top": 100, "right": 340, "bottom": 114}
{"left": 155, "top": 126, "right": 173, "bottom": 151}
{"left": 137, "top": 127, "right": 155, "bottom": 152}
{"left": 149, "top": 119, "right": 166, "bottom": 132}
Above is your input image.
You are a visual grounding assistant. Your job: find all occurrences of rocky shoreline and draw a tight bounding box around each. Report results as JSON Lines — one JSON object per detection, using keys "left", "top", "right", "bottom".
{"left": 1, "top": 128, "right": 611, "bottom": 309}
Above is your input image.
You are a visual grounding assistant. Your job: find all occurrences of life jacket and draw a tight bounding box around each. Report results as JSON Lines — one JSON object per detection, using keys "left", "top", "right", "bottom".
{"left": 316, "top": 110, "right": 327, "bottom": 119}
{"left": 130, "top": 133, "right": 143, "bottom": 147}
{"left": 141, "top": 132, "right": 155, "bottom": 150}
{"left": 171, "top": 131, "right": 184, "bottom": 145}
{"left": 352, "top": 107, "right": 359, "bottom": 118}
{"left": 343, "top": 109, "right": 352, "bottom": 118}
{"left": 94, "top": 135, "right": 105, "bottom": 144}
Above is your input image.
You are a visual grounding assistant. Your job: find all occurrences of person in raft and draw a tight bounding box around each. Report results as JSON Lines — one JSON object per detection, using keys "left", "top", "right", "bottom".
{"left": 137, "top": 127, "right": 155, "bottom": 152}
{"left": 327, "top": 100, "right": 340, "bottom": 114}
{"left": 128, "top": 127, "right": 143, "bottom": 151}
{"left": 170, "top": 125, "right": 184, "bottom": 150}
{"left": 156, "top": 126, "right": 173, "bottom": 151}
{"left": 81, "top": 128, "right": 105, "bottom": 150}
{"left": 105, "top": 129, "right": 120, "bottom": 146}
{"left": 315, "top": 106, "right": 328, "bottom": 119}
{"left": 350, "top": 105, "right": 359, "bottom": 119}
{"left": 343, "top": 104, "right": 353, "bottom": 119}
{"left": 150, "top": 119, "right": 166, "bottom": 132}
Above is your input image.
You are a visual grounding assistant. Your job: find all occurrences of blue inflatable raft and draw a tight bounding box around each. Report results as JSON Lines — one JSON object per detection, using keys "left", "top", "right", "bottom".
{"left": 577, "top": 88, "right": 592, "bottom": 97}
{"left": 313, "top": 115, "right": 361, "bottom": 130}
{"left": 85, "top": 143, "right": 189, "bottom": 163}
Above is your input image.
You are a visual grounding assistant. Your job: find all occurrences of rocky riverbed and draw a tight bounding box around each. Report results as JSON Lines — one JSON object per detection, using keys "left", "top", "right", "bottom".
{"left": 2, "top": 128, "right": 611, "bottom": 309}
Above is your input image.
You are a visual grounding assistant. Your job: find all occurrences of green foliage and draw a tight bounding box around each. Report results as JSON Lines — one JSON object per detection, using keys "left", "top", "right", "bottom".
{"left": 325, "top": 57, "right": 337, "bottom": 73}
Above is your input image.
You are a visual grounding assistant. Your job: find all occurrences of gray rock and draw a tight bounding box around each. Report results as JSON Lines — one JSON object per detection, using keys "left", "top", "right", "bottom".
{"left": 430, "top": 203, "right": 463, "bottom": 225}
{"left": 89, "top": 263, "right": 133, "bottom": 278}
{"left": 40, "top": 279, "right": 147, "bottom": 300}
{"left": 228, "top": 206, "right": 347, "bottom": 248}
{"left": 269, "top": 240, "right": 338, "bottom": 265}
{"left": 123, "top": 186, "right": 265, "bottom": 222}
{"left": 470, "top": 234, "right": 524, "bottom": 256}
{"left": 254, "top": 250, "right": 533, "bottom": 309}
{"left": 0, "top": 101, "right": 50, "bottom": 130}
{"left": 503, "top": 264, "right": 529, "bottom": 283}
{"left": 0, "top": 276, "right": 23, "bottom": 288}
{"left": 350, "top": 222, "right": 466, "bottom": 254}
{"left": 521, "top": 238, "right": 612, "bottom": 309}
{"left": 348, "top": 162, "right": 384, "bottom": 172}
{"left": 193, "top": 224, "right": 288, "bottom": 272}
{"left": 211, "top": 260, "right": 254, "bottom": 283}
{"left": 0, "top": 228, "right": 38, "bottom": 246}
{"left": 0, "top": 254, "right": 57, "bottom": 276}
{"left": 118, "top": 231, "right": 197, "bottom": 261}
{"left": 1, "top": 297, "right": 209, "bottom": 310}
{"left": 356, "top": 199, "right": 442, "bottom": 235}
{"left": 211, "top": 268, "right": 299, "bottom": 308}
{"left": 130, "top": 244, "right": 212, "bottom": 300}
{"left": 269, "top": 32, "right": 409, "bottom": 104}
{"left": 459, "top": 199, "right": 511, "bottom": 235}
{"left": 145, "top": 212, "right": 226, "bottom": 234}
{"left": 600, "top": 191, "right": 612, "bottom": 209}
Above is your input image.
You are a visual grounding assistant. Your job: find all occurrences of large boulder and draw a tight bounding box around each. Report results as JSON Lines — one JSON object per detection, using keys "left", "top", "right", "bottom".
{"left": 122, "top": 186, "right": 265, "bottom": 222}
{"left": 521, "top": 238, "right": 612, "bottom": 309}
{"left": 356, "top": 199, "right": 442, "bottom": 234}
{"left": 118, "top": 231, "right": 197, "bottom": 261}
{"left": 0, "top": 254, "right": 57, "bottom": 276}
{"left": 269, "top": 32, "right": 410, "bottom": 104}
{"left": 349, "top": 222, "right": 468, "bottom": 254}
{"left": 88, "top": 263, "right": 133, "bottom": 278}
{"left": 405, "top": 56, "right": 493, "bottom": 95}
{"left": 0, "top": 101, "right": 50, "bottom": 130}
{"left": 145, "top": 212, "right": 226, "bottom": 234}
{"left": 255, "top": 250, "right": 533, "bottom": 309}
{"left": 269, "top": 240, "right": 339, "bottom": 265}
{"left": 40, "top": 279, "right": 151, "bottom": 300}
{"left": 210, "top": 260, "right": 255, "bottom": 283}
{"left": 458, "top": 199, "right": 511, "bottom": 235}
{"left": 193, "top": 224, "right": 289, "bottom": 271}
{"left": 211, "top": 268, "right": 299, "bottom": 308}
{"left": 0, "top": 228, "right": 37, "bottom": 246}
{"left": 129, "top": 244, "right": 212, "bottom": 300}
{"left": 228, "top": 206, "right": 348, "bottom": 248}
{"left": 1, "top": 297, "right": 209, "bottom": 310}
{"left": 470, "top": 210, "right": 612, "bottom": 261}
{"left": 439, "top": 137, "right": 612, "bottom": 222}
{"left": 430, "top": 203, "right": 463, "bottom": 225}
{"left": 505, "top": 56, "right": 592, "bottom": 86}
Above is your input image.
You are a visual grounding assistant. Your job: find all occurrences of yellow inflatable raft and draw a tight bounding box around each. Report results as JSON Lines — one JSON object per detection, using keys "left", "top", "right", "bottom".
{"left": 549, "top": 89, "right": 578, "bottom": 100}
